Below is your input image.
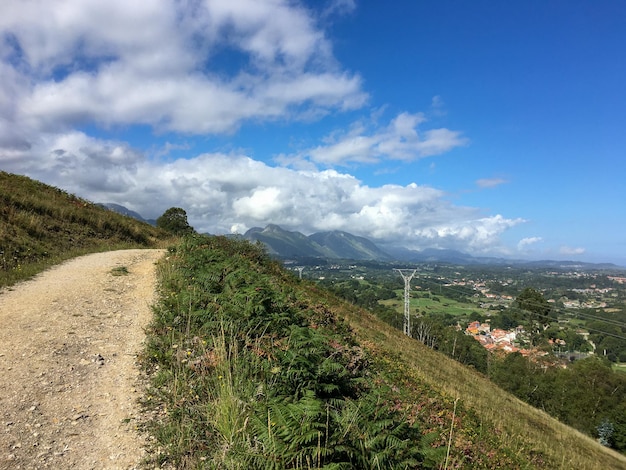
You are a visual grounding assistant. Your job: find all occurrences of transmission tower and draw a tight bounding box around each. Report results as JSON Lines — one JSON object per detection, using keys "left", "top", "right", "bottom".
{"left": 295, "top": 266, "right": 304, "bottom": 279}
{"left": 394, "top": 269, "right": 417, "bottom": 337}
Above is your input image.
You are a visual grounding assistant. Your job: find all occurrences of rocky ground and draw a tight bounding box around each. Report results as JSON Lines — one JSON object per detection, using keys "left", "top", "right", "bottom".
{"left": 0, "top": 249, "right": 164, "bottom": 470}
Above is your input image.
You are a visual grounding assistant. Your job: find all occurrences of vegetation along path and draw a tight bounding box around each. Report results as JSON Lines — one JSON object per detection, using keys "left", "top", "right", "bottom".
{"left": 0, "top": 249, "right": 164, "bottom": 469}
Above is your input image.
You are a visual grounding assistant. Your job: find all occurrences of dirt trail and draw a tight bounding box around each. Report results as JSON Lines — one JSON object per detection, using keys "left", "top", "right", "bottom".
{"left": 0, "top": 249, "right": 164, "bottom": 470}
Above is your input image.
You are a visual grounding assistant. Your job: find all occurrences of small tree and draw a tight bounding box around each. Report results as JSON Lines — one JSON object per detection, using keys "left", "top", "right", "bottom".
{"left": 515, "top": 287, "right": 552, "bottom": 343}
{"left": 597, "top": 418, "right": 614, "bottom": 447}
{"left": 156, "top": 207, "right": 194, "bottom": 235}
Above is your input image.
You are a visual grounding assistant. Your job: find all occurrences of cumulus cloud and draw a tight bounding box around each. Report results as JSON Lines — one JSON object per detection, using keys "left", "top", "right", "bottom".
{"left": 142, "top": 154, "right": 521, "bottom": 253}
{"left": 1, "top": 132, "right": 522, "bottom": 253}
{"left": 408, "top": 214, "right": 525, "bottom": 252}
{"left": 0, "top": 0, "right": 366, "bottom": 137}
{"left": 233, "top": 187, "right": 285, "bottom": 220}
{"left": 517, "top": 237, "right": 542, "bottom": 250}
{"left": 2, "top": 131, "right": 144, "bottom": 194}
{"left": 278, "top": 112, "right": 468, "bottom": 167}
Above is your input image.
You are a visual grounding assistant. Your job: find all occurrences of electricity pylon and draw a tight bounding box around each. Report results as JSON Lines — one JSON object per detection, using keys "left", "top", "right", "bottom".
{"left": 295, "top": 266, "right": 304, "bottom": 279}
{"left": 394, "top": 269, "right": 417, "bottom": 337}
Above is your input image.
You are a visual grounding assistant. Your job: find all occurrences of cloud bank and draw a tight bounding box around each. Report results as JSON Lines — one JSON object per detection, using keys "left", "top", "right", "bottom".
{"left": 0, "top": 0, "right": 525, "bottom": 255}
{"left": 2, "top": 133, "right": 522, "bottom": 253}
{"left": 560, "top": 246, "right": 586, "bottom": 256}
{"left": 1, "top": 0, "right": 366, "bottom": 137}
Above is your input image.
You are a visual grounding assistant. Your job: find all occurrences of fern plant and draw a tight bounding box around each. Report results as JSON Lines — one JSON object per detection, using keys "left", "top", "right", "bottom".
{"left": 143, "top": 234, "right": 435, "bottom": 469}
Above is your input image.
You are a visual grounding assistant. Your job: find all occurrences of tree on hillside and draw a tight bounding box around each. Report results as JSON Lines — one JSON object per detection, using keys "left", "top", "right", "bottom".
{"left": 515, "top": 287, "right": 553, "bottom": 343}
{"left": 156, "top": 207, "right": 194, "bottom": 235}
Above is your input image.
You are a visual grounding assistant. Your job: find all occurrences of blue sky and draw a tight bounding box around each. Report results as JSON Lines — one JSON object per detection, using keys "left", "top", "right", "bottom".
{"left": 1, "top": 0, "right": 625, "bottom": 265}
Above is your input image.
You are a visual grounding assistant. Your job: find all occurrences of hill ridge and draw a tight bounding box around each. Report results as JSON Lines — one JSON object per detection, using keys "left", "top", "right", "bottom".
{"left": 0, "top": 171, "right": 169, "bottom": 288}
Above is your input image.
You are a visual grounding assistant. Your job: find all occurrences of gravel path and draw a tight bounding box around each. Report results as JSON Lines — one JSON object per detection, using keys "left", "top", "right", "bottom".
{"left": 0, "top": 249, "right": 164, "bottom": 470}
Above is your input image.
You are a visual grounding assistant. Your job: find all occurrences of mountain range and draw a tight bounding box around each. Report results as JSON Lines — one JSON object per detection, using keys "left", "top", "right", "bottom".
{"left": 241, "top": 225, "right": 619, "bottom": 268}
{"left": 242, "top": 224, "right": 393, "bottom": 261}
{"left": 101, "top": 203, "right": 619, "bottom": 268}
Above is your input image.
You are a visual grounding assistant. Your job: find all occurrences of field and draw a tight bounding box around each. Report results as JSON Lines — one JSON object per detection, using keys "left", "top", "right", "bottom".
{"left": 381, "top": 290, "right": 485, "bottom": 317}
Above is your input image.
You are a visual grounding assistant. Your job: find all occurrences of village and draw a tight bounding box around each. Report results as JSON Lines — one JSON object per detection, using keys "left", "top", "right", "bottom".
{"left": 462, "top": 320, "right": 588, "bottom": 360}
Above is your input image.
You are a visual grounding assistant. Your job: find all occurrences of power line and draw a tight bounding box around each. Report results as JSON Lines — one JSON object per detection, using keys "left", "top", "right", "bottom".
{"left": 561, "top": 310, "right": 626, "bottom": 330}
{"left": 524, "top": 310, "right": 626, "bottom": 343}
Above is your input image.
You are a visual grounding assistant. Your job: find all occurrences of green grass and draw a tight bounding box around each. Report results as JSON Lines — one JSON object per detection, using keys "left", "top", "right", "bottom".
{"left": 0, "top": 171, "right": 173, "bottom": 288}
{"left": 382, "top": 291, "right": 485, "bottom": 317}
{"left": 139, "top": 235, "right": 626, "bottom": 469}
{"left": 613, "top": 363, "right": 626, "bottom": 375}
{"left": 141, "top": 236, "right": 436, "bottom": 468}
{"left": 110, "top": 266, "right": 130, "bottom": 276}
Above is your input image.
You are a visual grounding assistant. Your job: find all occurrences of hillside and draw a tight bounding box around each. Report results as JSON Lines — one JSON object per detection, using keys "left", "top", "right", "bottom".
{"left": 245, "top": 224, "right": 332, "bottom": 258}
{"left": 0, "top": 171, "right": 170, "bottom": 288}
{"left": 309, "top": 230, "right": 393, "bottom": 261}
{"left": 142, "top": 234, "right": 626, "bottom": 469}
{"left": 2, "top": 173, "right": 625, "bottom": 468}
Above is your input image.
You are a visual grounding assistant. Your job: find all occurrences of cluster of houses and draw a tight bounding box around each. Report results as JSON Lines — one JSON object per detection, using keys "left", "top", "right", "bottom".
{"left": 465, "top": 321, "right": 530, "bottom": 354}
{"left": 464, "top": 321, "right": 593, "bottom": 362}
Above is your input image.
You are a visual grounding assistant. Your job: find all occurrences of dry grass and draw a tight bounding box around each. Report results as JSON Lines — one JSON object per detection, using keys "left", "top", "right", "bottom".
{"left": 334, "top": 295, "right": 626, "bottom": 469}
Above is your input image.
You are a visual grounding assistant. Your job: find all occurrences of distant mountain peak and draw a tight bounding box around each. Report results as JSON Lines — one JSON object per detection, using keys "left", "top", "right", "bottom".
{"left": 97, "top": 203, "right": 156, "bottom": 226}
{"left": 243, "top": 225, "right": 392, "bottom": 261}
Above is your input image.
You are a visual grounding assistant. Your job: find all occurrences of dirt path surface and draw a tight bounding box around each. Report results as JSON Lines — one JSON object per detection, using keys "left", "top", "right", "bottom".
{"left": 0, "top": 249, "right": 164, "bottom": 470}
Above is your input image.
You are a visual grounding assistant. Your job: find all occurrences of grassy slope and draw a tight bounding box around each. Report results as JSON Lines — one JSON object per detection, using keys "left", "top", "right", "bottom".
{"left": 144, "top": 236, "right": 525, "bottom": 468}
{"left": 3, "top": 173, "right": 624, "bottom": 468}
{"left": 144, "top": 235, "right": 626, "bottom": 469}
{"left": 0, "top": 171, "right": 171, "bottom": 288}
{"left": 323, "top": 290, "right": 626, "bottom": 469}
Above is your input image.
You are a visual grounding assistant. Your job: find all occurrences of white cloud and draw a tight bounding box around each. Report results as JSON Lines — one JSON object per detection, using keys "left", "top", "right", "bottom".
{"left": 233, "top": 187, "right": 285, "bottom": 220}
{"left": 409, "top": 215, "right": 525, "bottom": 253}
{"left": 1, "top": 133, "right": 522, "bottom": 253}
{"left": 3, "top": 131, "right": 144, "bottom": 193}
{"left": 282, "top": 112, "right": 467, "bottom": 167}
{"left": 430, "top": 95, "right": 446, "bottom": 117}
{"left": 0, "top": 0, "right": 366, "bottom": 136}
{"left": 322, "top": 0, "right": 357, "bottom": 18}
{"left": 560, "top": 246, "right": 586, "bottom": 256}
{"left": 517, "top": 237, "right": 542, "bottom": 250}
